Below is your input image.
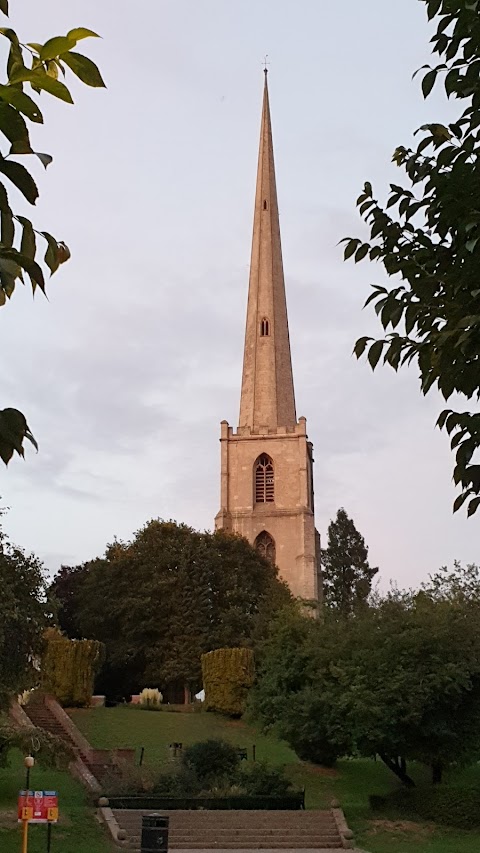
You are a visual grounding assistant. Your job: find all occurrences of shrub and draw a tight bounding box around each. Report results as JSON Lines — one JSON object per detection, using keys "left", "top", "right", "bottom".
{"left": 0, "top": 723, "right": 73, "bottom": 770}
{"left": 236, "top": 761, "right": 293, "bottom": 797}
{"left": 41, "top": 629, "right": 105, "bottom": 707}
{"left": 292, "top": 736, "right": 340, "bottom": 768}
{"left": 370, "top": 785, "right": 480, "bottom": 830}
{"left": 182, "top": 739, "right": 240, "bottom": 784}
{"left": 152, "top": 767, "right": 201, "bottom": 796}
{"left": 101, "top": 762, "right": 157, "bottom": 796}
{"left": 139, "top": 688, "right": 163, "bottom": 708}
{"left": 202, "top": 648, "right": 254, "bottom": 717}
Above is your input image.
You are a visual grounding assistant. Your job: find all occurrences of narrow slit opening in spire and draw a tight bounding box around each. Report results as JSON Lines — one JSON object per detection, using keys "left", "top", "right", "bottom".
{"left": 260, "top": 318, "right": 270, "bottom": 337}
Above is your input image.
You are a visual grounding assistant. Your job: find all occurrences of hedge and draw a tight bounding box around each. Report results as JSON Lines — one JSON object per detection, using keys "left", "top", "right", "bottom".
{"left": 201, "top": 648, "right": 254, "bottom": 716}
{"left": 106, "top": 794, "right": 305, "bottom": 810}
{"left": 370, "top": 785, "right": 480, "bottom": 829}
{"left": 41, "top": 629, "right": 105, "bottom": 707}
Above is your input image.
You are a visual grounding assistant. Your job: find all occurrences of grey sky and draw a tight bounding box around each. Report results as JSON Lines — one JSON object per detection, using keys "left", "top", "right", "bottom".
{"left": 1, "top": 1, "right": 477, "bottom": 588}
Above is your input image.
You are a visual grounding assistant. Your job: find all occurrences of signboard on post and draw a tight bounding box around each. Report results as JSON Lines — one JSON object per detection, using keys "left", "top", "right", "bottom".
{"left": 18, "top": 791, "right": 59, "bottom": 824}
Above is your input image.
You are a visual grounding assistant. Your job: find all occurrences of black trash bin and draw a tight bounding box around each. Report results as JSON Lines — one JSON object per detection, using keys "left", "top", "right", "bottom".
{"left": 141, "top": 814, "right": 169, "bottom": 853}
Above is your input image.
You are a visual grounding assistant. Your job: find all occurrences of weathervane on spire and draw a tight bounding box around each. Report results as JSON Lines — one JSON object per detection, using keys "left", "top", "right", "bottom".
{"left": 263, "top": 54, "right": 270, "bottom": 77}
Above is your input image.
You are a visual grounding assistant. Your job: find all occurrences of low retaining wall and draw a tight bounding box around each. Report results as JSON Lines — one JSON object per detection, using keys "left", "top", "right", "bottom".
{"left": 44, "top": 695, "right": 93, "bottom": 756}
{"left": 9, "top": 701, "right": 35, "bottom": 730}
{"left": 105, "top": 793, "right": 306, "bottom": 810}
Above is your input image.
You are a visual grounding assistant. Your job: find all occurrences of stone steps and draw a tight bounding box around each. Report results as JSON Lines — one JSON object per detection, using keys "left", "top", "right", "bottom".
{"left": 24, "top": 702, "right": 97, "bottom": 777}
{"left": 113, "top": 809, "right": 345, "bottom": 850}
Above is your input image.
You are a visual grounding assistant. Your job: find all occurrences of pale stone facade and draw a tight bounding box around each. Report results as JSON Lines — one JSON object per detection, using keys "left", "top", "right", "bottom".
{"left": 215, "top": 73, "right": 321, "bottom": 603}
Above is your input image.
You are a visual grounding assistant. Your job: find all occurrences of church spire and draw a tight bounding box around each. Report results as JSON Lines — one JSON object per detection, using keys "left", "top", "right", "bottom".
{"left": 238, "top": 73, "right": 297, "bottom": 431}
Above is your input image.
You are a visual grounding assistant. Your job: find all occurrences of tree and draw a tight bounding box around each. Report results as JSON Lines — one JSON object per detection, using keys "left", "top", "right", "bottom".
{"left": 0, "top": 3, "right": 105, "bottom": 464}
{"left": 252, "top": 573, "right": 480, "bottom": 784}
{"left": 0, "top": 523, "right": 49, "bottom": 710}
{"left": 250, "top": 607, "right": 353, "bottom": 767}
{"left": 49, "top": 563, "right": 89, "bottom": 638}
{"left": 342, "top": 0, "right": 480, "bottom": 516}
{"left": 51, "top": 520, "right": 293, "bottom": 700}
{"left": 321, "top": 508, "right": 377, "bottom": 615}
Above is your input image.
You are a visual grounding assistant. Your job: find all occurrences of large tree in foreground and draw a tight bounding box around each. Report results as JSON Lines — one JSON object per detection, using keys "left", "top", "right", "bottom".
{"left": 321, "top": 508, "right": 377, "bottom": 615}
{"left": 343, "top": 0, "right": 480, "bottom": 516}
{"left": 252, "top": 564, "right": 480, "bottom": 784}
{"left": 51, "top": 520, "right": 292, "bottom": 699}
{"left": 0, "top": 2, "right": 104, "bottom": 463}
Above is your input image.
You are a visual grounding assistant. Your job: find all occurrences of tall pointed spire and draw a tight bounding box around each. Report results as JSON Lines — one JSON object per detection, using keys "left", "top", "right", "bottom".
{"left": 238, "top": 73, "right": 297, "bottom": 431}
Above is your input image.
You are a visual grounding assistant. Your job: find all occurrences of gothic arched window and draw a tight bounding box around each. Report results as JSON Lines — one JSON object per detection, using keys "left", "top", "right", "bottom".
{"left": 260, "top": 317, "right": 270, "bottom": 337}
{"left": 255, "top": 454, "right": 274, "bottom": 503}
{"left": 255, "top": 531, "right": 276, "bottom": 564}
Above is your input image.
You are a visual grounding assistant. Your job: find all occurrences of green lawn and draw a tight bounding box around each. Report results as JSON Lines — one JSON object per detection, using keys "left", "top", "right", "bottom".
{"left": 0, "top": 749, "right": 111, "bottom": 853}
{"left": 71, "top": 705, "right": 480, "bottom": 853}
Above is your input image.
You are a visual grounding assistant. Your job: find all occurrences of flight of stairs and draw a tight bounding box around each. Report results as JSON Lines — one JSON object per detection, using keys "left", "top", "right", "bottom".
{"left": 113, "top": 808, "right": 346, "bottom": 849}
{"left": 23, "top": 696, "right": 102, "bottom": 782}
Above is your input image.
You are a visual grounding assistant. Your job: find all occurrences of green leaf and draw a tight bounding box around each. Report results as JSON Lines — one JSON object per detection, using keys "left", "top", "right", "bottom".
{"left": 422, "top": 69, "right": 438, "bottom": 98}
{"left": 0, "top": 158, "right": 38, "bottom": 204}
{"left": 33, "top": 71, "right": 74, "bottom": 103}
{"left": 467, "top": 496, "right": 480, "bottom": 518}
{"left": 1, "top": 209, "right": 13, "bottom": 247}
{"left": 0, "top": 407, "right": 37, "bottom": 462}
{"left": 11, "top": 69, "right": 74, "bottom": 104}
{"left": 36, "top": 152, "right": 53, "bottom": 169}
{"left": 67, "top": 27, "right": 100, "bottom": 41}
{"left": 16, "top": 215, "right": 36, "bottom": 260}
{"left": 437, "top": 410, "right": 451, "bottom": 430}
{"left": 0, "top": 101, "right": 29, "bottom": 147}
{"left": 61, "top": 51, "right": 105, "bottom": 88}
{"left": 0, "top": 27, "right": 18, "bottom": 44}
{"left": 353, "top": 337, "right": 372, "bottom": 359}
{"left": 355, "top": 243, "right": 370, "bottom": 263}
{"left": 41, "top": 232, "right": 60, "bottom": 275}
{"left": 344, "top": 239, "right": 360, "bottom": 261}
{"left": 0, "top": 85, "right": 43, "bottom": 122}
{"left": 0, "top": 0, "right": 8, "bottom": 15}
{"left": 11, "top": 250, "right": 45, "bottom": 292}
{"left": 367, "top": 340, "right": 385, "bottom": 370}
{"left": 40, "top": 36, "right": 77, "bottom": 62}
{"left": 57, "top": 241, "right": 70, "bottom": 265}
{"left": 453, "top": 491, "right": 470, "bottom": 513}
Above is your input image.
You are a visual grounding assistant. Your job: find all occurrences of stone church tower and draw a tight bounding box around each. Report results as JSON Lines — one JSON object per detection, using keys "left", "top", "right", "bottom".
{"left": 215, "top": 72, "right": 320, "bottom": 603}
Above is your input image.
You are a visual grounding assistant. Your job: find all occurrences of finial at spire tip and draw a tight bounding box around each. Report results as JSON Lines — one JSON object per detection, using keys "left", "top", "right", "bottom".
{"left": 263, "top": 54, "right": 270, "bottom": 77}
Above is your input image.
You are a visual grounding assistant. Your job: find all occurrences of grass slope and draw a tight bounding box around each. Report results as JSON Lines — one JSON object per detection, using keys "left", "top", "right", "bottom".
{"left": 0, "top": 749, "right": 111, "bottom": 853}
{"left": 71, "top": 706, "right": 480, "bottom": 853}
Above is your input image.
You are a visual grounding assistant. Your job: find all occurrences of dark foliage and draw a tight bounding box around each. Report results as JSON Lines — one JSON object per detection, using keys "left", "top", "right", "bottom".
{"left": 181, "top": 739, "right": 240, "bottom": 784}
{"left": 321, "top": 508, "right": 377, "bottom": 615}
{"left": 344, "top": 0, "right": 480, "bottom": 516}
{"left": 0, "top": 526, "right": 49, "bottom": 710}
{"left": 51, "top": 520, "right": 292, "bottom": 699}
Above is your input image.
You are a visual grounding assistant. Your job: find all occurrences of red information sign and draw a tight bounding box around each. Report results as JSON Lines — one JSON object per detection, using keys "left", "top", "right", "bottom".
{"left": 18, "top": 791, "right": 59, "bottom": 824}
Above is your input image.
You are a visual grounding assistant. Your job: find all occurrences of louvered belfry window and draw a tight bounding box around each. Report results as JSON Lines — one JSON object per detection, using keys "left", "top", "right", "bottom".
{"left": 255, "top": 531, "right": 276, "bottom": 564}
{"left": 255, "top": 454, "right": 274, "bottom": 503}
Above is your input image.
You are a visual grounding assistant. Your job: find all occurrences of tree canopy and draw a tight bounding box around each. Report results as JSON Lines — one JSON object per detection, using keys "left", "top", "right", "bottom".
{"left": 51, "top": 520, "right": 292, "bottom": 700}
{"left": 343, "top": 0, "right": 480, "bottom": 516}
{"left": 0, "top": 522, "right": 49, "bottom": 710}
{"left": 321, "top": 507, "right": 377, "bottom": 615}
{"left": 0, "top": 3, "right": 105, "bottom": 464}
{"left": 252, "top": 563, "right": 480, "bottom": 784}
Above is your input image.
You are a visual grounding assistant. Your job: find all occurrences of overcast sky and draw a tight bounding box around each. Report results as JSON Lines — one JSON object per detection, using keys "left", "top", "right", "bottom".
{"left": 1, "top": 0, "right": 477, "bottom": 589}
